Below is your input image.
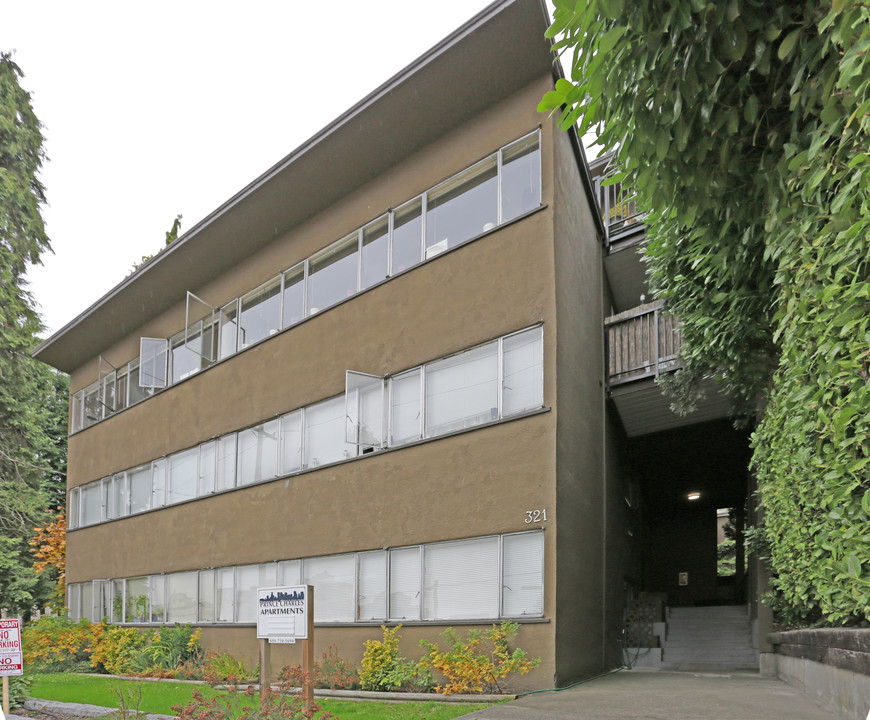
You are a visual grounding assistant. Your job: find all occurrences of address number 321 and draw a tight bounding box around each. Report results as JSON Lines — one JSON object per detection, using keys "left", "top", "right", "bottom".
{"left": 524, "top": 509, "right": 547, "bottom": 524}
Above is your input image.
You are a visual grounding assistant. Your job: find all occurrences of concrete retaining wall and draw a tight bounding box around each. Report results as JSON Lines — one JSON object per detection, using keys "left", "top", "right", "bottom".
{"left": 765, "top": 629, "right": 870, "bottom": 720}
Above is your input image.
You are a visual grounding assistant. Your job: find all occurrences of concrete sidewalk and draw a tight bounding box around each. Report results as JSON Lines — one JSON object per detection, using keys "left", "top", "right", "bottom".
{"left": 463, "top": 668, "right": 849, "bottom": 719}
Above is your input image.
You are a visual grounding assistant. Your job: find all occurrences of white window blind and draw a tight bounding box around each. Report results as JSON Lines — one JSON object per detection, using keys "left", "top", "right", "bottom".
{"left": 235, "top": 563, "right": 276, "bottom": 623}
{"left": 389, "top": 546, "right": 421, "bottom": 620}
{"left": 502, "top": 532, "right": 544, "bottom": 616}
{"left": 304, "top": 396, "right": 348, "bottom": 468}
{"left": 169, "top": 448, "right": 198, "bottom": 504}
{"left": 304, "top": 554, "right": 355, "bottom": 622}
{"left": 502, "top": 327, "right": 544, "bottom": 416}
{"left": 390, "top": 369, "right": 422, "bottom": 445}
{"left": 426, "top": 342, "right": 498, "bottom": 437}
{"left": 166, "top": 572, "right": 197, "bottom": 623}
{"left": 423, "top": 536, "right": 499, "bottom": 620}
{"left": 280, "top": 411, "right": 303, "bottom": 475}
{"left": 358, "top": 551, "right": 387, "bottom": 621}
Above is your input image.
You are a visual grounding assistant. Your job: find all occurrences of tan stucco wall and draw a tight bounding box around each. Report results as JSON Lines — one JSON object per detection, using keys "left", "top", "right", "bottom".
{"left": 550, "top": 124, "right": 611, "bottom": 684}
{"left": 64, "top": 73, "right": 570, "bottom": 689}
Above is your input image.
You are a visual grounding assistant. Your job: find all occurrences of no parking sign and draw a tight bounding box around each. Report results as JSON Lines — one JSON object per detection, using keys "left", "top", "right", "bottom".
{"left": 0, "top": 619, "right": 22, "bottom": 677}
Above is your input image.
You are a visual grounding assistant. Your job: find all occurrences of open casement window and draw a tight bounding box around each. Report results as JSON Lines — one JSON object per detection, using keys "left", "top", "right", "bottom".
{"left": 139, "top": 337, "right": 169, "bottom": 389}
{"left": 345, "top": 371, "right": 385, "bottom": 449}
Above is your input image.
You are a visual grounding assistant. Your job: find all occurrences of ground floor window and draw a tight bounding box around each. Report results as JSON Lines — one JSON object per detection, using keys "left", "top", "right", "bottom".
{"left": 66, "top": 530, "right": 544, "bottom": 626}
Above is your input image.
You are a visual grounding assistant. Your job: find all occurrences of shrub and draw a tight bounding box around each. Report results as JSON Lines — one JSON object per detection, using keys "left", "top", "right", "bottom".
{"left": 285, "top": 644, "right": 358, "bottom": 690}
{"left": 8, "top": 674, "right": 32, "bottom": 708}
{"left": 359, "top": 625, "right": 402, "bottom": 691}
{"left": 91, "top": 625, "right": 149, "bottom": 675}
{"left": 172, "top": 667, "right": 339, "bottom": 720}
{"left": 419, "top": 621, "right": 541, "bottom": 694}
{"left": 138, "top": 625, "right": 203, "bottom": 672}
{"left": 22, "top": 615, "right": 101, "bottom": 672}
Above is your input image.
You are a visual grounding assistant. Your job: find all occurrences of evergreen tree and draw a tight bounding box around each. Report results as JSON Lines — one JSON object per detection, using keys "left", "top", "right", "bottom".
{"left": 0, "top": 50, "right": 66, "bottom": 614}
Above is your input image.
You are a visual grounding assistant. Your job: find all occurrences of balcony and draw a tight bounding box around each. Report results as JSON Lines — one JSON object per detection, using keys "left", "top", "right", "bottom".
{"left": 595, "top": 177, "right": 644, "bottom": 245}
{"left": 606, "top": 302, "right": 681, "bottom": 389}
{"left": 605, "top": 302, "right": 731, "bottom": 437}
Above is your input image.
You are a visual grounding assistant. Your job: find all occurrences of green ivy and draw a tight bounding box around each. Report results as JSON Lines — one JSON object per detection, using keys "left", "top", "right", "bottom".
{"left": 541, "top": 0, "right": 869, "bottom": 624}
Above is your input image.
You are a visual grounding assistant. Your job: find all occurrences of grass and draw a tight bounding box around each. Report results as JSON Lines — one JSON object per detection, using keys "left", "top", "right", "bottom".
{"left": 27, "top": 673, "right": 498, "bottom": 719}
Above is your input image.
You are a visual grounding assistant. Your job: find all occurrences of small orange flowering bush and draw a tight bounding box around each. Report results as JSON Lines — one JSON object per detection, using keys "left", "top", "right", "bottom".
{"left": 419, "top": 621, "right": 540, "bottom": 694}
{"left": 22, "top": 615, "right": 104, "bottom": 672}
{"left": 285, "top": 644, "right": 358, "bottom": 690}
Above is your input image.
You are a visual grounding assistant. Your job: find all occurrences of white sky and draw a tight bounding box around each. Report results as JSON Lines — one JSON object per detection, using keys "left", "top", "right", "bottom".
{"left": 7, "top": 0, "right": 549, "bottom": 339}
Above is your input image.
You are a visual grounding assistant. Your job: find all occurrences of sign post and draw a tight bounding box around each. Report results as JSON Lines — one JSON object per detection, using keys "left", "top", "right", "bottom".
{"left": 0, "top": 619, "right": 23, "bottom": 716}
{"left": 256, "top": 585, "right": 313, "bottom": 712}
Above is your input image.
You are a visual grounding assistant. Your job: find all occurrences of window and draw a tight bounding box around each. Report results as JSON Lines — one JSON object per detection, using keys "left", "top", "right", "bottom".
{"left": 127, "top": 359, "right": 154, "bottom": 405}
{"left": 81, "top": 481, "right": 102, "bottom": 526}
{"left": 109, "top": 472, "right": 128, "bottom": 519}
{"left": 235, "top": 563, "right": 276, "bottom": 623}
{"left": 219, "top": 300, "right": 239, "bottom": 360}
{"left": 282, "top": 263, "right": 306, "bottom": 328}
{"left": 391, "top": 198, "right": 423, "bottom": 274}
{"left": 169, "top": 447, "right": 198, "bottom": 505}
{"left": 125, "top": 576, "right": 150, "bottom": 622}
{"left": 345, "top": 372, "right": 384, "bottom": 448}
{"left": 389, "top": 546, "right": 421, "bottom": 621}
{"left": 361, "top": 215, "right": 389, "bottom": 290}
{"left": 426, "top": 156, "right": 498, "bottom": 257}
{"left": 237, "top": 420, "right": 279, "bottom": 485}
{"left": 69, "top": 487, "right": 80, "bottom": 529}
{"left": 198, "top": 440, "right": 216, "bottom": 495}
{"left": 151, "top": 576, "right": 165, "bottom": 623}
{"left": 129, "top": 464, "right": 151, "bottom": 514}
{"left": 239, "top": 277, "right": 281, "bottom": 349}
{"left": 502, "top": 326, "right": 544, "bottom": 415}
{"left": 280, "top": 410, "right": 303, "bottom": 475}
{"left": 216, "top": 567, "right": 235, "bottom": 622}
{"left": 423, "top": 536, "right": 499, "bottom": 620}
{"left": 170, "top": 331, "right": 198, "bottom": 384}
{"left": 83, "top": 382, "right": 101, "bottom": 426}
{"left": 68, "top": 583, "right": 81, "bottom": 621}
{"left": 500, "top": 132, "right": 541, "bottom": 223}
{"left": 390, "top": 369, "right": 422, "bottom": 445}
{"left": 139, "top": 338, "right": 168, "bottom": 389}
{"left": 81, "top": 582, "right": 93, "bottom": 622}
{"left": 425, "top": 342, "right": 498, "bottom": 437}
{"left": 358, "top": 551, "right": 386, "bottom": 621}
{"left": 66, "top": 531, "right": 543, "bottom": 626}
{"left": 166, "top": 572, "right": 197, "bottom": 623}
{"left": 304, "top": 554, "right": 355, "bottom": 622}
{"left": 308, "top": 235, "right": 358, "bottom": 314}
{"left": 151, "top": 458, "right": 167, "bottom": 509}
{"left": 216, "top": 434, "right": 237, "bottom": 491}
{"left": 115, "top": 366, "right": 129, "bottom": 412}
{"left": 198, "top": 569, "right": 215, "bottom": 623}
{"left": 72, "top": 133, "right": 543, "bottom": 433}
{"left": 502, "top": 532, "right": 544, "bottom": 617}
{"left": 304, "top": 396, "right": 349, "bottom": 468}
{"left": 71, "top": 390, "right": 84, "bottom": 433}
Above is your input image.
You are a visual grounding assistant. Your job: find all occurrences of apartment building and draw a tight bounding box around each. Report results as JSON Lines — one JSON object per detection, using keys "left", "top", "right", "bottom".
{"left": 33, "top": 0, "right": 765, "bottom": 687}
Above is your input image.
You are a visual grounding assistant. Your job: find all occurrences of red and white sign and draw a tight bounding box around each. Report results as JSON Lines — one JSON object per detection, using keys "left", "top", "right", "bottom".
{"left": 0, "top": 619, "right": 23, "bottom": 676}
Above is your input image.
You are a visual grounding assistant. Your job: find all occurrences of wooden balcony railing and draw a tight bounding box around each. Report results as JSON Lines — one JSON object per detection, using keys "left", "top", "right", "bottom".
{"left": 595, "top": 177, "right": 644, "bottom": 243}
{"left": 605, "top": 302, "right": 681, "bottom": 388}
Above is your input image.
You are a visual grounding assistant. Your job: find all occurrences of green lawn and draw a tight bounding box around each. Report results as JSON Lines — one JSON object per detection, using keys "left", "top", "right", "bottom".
{"left": 27, "top": 673, "right": 497, "bottom": 719}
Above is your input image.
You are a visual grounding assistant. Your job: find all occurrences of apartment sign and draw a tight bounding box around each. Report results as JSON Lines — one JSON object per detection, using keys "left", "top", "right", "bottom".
{"left": 257, "top": 586, "right": 309, "bottom": 643}
{"left": 0, "top": 618, "right": 23, "bottom": 676}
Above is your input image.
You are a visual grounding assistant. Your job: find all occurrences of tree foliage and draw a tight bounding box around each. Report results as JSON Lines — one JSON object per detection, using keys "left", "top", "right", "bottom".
{"left": 0, "top": 51, "right": 68, "bottom": 614}
{"left": 540, "top": 1, "right": 869, "bottom": 623}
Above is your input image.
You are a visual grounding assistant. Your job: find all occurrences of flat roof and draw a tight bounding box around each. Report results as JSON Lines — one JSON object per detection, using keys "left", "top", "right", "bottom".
{"left": 33, "top": 0, "right": 558, "bottom": 373}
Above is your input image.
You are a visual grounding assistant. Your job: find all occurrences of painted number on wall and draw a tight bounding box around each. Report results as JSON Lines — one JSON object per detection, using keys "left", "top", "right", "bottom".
{"left": 524, "top": 509, "right": 547, "bottom": 524}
